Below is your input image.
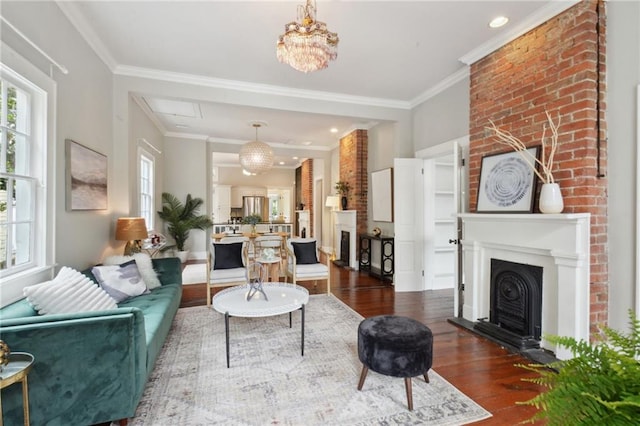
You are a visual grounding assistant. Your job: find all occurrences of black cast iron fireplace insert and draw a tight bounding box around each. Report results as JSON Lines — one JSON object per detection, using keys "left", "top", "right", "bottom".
{"left": 474, "top": 259, "right": 543, "bottom": 350}
{"left": 333, "top": 231, "right": 350, "bottom": 268}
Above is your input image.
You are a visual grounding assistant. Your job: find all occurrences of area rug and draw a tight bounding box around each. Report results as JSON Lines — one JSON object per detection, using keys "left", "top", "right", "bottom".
{"left": 131, "top": 295, "right": 492, "bottom": 425}
{"left": 181, "top": 263, "right": 206, "bottom": 285}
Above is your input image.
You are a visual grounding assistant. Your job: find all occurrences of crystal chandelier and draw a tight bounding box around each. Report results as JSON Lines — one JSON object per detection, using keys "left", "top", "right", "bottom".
{"left": 239, "top": 123, "right": 274, "bottom": 175}
{"left": 276, "top": 0, "right": 339, "bottom": 73}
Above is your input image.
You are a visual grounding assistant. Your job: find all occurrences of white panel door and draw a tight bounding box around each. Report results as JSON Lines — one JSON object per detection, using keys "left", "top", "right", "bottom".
{"left": 393, "top": 158, "right": 425, "bottom": 291}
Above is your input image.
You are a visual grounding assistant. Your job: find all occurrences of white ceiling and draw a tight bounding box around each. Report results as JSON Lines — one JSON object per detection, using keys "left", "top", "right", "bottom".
{"left": 58, "top": 1, "right": 576, "bottom": 168}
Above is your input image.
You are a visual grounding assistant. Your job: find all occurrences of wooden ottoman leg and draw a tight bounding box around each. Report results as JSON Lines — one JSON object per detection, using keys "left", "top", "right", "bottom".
{"left": 404, "top": 377, "right": 414, "bottom": 411}
{"left": 357, "top": 365, "right": 369, "bottom": 390}
{"left": 424, "top": 372, "right": 430, "bottom": 383}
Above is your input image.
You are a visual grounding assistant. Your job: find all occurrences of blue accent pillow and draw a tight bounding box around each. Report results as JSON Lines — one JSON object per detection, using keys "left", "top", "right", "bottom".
{"left": 292, "top": 241, "right": 318, "bottom": 264}
{"left": 214, "top": 242, "right": 244, "bottom": 269}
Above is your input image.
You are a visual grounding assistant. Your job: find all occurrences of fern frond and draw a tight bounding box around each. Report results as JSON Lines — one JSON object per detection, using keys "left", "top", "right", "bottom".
{"left": 516, "top": 310, "right": 640, "bottom": 425}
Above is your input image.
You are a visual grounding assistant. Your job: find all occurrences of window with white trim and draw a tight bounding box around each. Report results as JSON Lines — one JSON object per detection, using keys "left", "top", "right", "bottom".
{"left": 139, "top": 149, "right": 155, "bottom": 231}
{"left": 0, "top": 67, "right": 45, "bottom": 276}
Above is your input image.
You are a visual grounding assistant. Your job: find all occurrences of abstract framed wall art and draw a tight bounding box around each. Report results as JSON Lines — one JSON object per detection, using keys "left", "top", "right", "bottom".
{"left": 371, "top": 168, "right": 394, "bottom": 222}
{"left": 477, "top": 147, "right": 539, "bottom": 213}
{"left": 66, "top": 139, "right": 108, "bottom": 210}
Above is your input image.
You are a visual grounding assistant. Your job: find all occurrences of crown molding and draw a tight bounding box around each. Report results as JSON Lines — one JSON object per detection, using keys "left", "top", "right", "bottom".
{"left": 115, "top": 65, "right": 411, "bottom": 110}
{"left": 459, "top": 0, "right": 581, "bottom": 65}
{"left": 338, "top": 122, "right": 379, "bottom": 140}
{"left": 55, "top": 1, "right": 117, "bottom": 72}
{"left": 409, "top": 67, "right": 470, "bottom": 108}
{"left": 164, "top": 131, "right": 333, "bottom": 152}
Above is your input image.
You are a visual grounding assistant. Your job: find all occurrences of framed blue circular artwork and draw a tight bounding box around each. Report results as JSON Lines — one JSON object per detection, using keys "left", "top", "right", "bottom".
{"left": 477, "top": 146, "right": 539, "bottom": 213}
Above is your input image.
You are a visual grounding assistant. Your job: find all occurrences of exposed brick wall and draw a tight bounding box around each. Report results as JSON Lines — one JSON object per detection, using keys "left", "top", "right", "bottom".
{"left": 300, "top": 159, "right": 313, "bottom": 236}
{"left": 469, "top": 0, "right": 608, "bottom": 332}
{"left": 339, "top": 129, "right": 369, "bottom": 241}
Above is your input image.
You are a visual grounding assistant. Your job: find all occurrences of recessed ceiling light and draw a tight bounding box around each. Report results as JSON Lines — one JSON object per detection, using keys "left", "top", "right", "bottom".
{"left": 302, "top": 141, "right": 312, "bottom": 146}
{"left": 292, "top": 156, "right": 299, "bottom": 160}
{"left": 175, "top": 124, "right": 189, "bottom": 129}
{"left": 489, "top": 16, "right": 509, "bottom": 28}
{"left": 279, "top": 161, "right": 285, "bottom": 165}
{"left": 330, "top": 127, "right": 338, "bottom": 133}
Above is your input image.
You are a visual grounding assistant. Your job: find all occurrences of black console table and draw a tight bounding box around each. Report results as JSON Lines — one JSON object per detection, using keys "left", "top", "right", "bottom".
{"left": 359, "top": 234, "right": 394, "bottom": 282}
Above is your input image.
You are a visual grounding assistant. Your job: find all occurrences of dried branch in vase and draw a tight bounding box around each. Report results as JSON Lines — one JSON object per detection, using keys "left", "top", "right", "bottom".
{"left": 486, "top": 110, "right": 560, "bottom": 184}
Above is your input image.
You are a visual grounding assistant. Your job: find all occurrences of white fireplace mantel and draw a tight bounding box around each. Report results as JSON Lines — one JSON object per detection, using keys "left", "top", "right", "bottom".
{"left": 459, "top": 213, "right": 590, "bottom": 359}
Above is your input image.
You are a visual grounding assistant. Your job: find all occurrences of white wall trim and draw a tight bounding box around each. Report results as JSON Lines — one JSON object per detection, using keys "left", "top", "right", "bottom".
{"left": 459, "top": 0, "right": 581, "bottom": 65}
{"left": 409, "top": 67, "right": 470, "bottom": 108}
{"left": 56, "top": 0, "right": 118, "bottom": 71}
{"left": 116, "top": 65, "right": 412, "bottom": 110}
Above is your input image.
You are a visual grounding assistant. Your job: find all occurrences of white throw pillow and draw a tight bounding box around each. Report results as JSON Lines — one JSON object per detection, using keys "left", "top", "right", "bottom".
{"left": 91, "top": 261, "right": 149, "bottom": 303}
{"left": 104, "top": 253, "right": 162, "bottom": 290}
{"left": 24, "top": 267, "right": 117, "bottom": 315}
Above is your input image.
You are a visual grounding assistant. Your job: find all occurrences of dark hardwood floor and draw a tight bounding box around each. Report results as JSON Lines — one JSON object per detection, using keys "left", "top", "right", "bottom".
{"left": 182, "top": 257, "right": 544, "bottom": 425}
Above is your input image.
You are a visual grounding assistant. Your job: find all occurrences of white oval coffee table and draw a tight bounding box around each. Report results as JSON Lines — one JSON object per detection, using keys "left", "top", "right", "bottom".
{"left": 212, "top": 283, "right": 309, "bottom": 368}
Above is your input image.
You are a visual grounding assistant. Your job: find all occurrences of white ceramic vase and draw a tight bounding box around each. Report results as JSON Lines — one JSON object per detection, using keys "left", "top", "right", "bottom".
{"left": 539, "top": 183, "right": 564, "bottom": 214}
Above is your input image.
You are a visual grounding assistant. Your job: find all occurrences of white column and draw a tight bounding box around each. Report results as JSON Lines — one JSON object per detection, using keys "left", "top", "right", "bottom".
{"left": 553, "top": 252, "right": 590, "bottom": 359}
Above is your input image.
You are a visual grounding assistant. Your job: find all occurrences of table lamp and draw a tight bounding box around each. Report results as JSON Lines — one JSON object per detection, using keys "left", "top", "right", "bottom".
{"left": 115, "top": 217, "right": 148, "bottom": 255}
{"left": 325, "top": 196, "right": 340, "bottom": 260}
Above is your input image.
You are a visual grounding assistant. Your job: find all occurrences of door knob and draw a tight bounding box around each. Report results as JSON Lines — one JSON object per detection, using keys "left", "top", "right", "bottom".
{"left": 449, "top": 239, "right": 458, "bottom": 244}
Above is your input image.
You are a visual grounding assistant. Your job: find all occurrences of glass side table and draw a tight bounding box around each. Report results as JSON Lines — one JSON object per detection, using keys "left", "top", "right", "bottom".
{"left": 1, "top": 352, "right": 35, "bottom": 426}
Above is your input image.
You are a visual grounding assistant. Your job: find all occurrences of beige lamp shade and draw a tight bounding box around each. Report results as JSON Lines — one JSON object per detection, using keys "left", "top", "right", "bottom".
{"left": 115, "top": 217, "right": 148, "bottom": 255}
{"left": 325, "top": 195, "right": 340, "bottom": 210}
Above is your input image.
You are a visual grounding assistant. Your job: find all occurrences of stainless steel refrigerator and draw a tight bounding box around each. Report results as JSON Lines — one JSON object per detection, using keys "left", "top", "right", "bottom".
{"left": 242, "top": 196, "right": 268, "bottom": 221}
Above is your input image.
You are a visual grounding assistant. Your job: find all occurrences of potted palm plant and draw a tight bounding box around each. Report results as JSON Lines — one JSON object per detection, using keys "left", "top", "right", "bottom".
{"left": 157, "top": 192, "right": 213, "bottom": 263}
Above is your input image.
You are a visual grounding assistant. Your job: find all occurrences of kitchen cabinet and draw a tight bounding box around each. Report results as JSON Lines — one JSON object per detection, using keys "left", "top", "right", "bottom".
{"left": 212, "top": 184, "right": 231, "bottom": 223}
{"left": 230, "top": 186, "right": 267, "bottom": 208}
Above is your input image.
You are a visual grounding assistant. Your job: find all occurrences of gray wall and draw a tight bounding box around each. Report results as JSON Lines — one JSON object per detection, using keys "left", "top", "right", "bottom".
{"left": 412, "top": 76, "right": 470, "bottom": 152}
{"left": 129, "top": 98, "right": 165, "bottom": 233}
{"left": 606, "top": 1, "right": 640, "bottom": 330}
{"left": 368, "top": 122, "right": 396, "bottom": 236}
{"left": 2, "top": 1, "right": 114, "bottom": 270}
{"left": 163, "top": 137, "right": 209, "bottom": 256}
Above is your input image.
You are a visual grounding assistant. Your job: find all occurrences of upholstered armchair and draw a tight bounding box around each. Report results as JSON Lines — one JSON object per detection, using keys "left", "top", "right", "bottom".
{"left": 284, "top": 237, "right": 331, "bottom": 295}
{"left": 206, "top": 236, "right": 249, "bottom": 306}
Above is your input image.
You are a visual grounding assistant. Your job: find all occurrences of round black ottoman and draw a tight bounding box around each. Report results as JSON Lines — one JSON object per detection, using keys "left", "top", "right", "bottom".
{"left": 357, "top": 315, "right": 433, "bottom": 410}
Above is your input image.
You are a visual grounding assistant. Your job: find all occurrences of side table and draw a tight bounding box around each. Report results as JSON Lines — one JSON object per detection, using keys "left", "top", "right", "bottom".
{"left": 141, "top": 242, "right": 166, "bottom": 258}
{"left": 256, "top": 255, "right": 281, "bottom": 283}
{"left": 0, "top": 352, "right": 35, "bottom": 426}
{"left": 359, "top": 233, "right": 394, "bottom": 282}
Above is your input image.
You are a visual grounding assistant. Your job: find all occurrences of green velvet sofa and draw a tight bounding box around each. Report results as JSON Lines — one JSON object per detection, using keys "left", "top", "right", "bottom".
{"left": 0, "top": 257, "right": 183, "bottom": 425}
